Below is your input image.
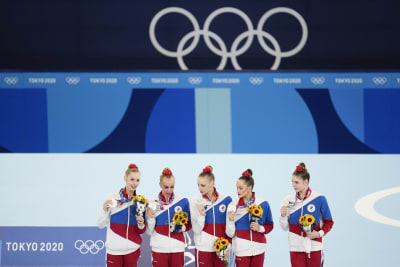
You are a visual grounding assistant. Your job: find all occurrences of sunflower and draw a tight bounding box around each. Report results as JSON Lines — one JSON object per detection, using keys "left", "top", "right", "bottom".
{"left": 220, "top": 239, "right": 228, "bottom": 247}
{"left": 304, "top": 214, "right": 315, "bottom": 225}
{"left": 214, "top": 243, "right": 221, "bottom": 252}
{"left": 246, "top": 204, "right": 254, "bottom": 213}
{"left": 181, "top": 211, "right": 188, "bottom": 218}
{"left": 252, "top": 206, "right": 262, "bottom": 217}
{"left": 180, "top": 218, "right": 188, "bottom": 225}
{"left": 173, "top": 213, "right": 179, "bottom": 222}
{"left": 299, "top": 215, "right": 305, "bottom": 225}
{"left": 134, "top": 195, "right": 148, "bottom": 204}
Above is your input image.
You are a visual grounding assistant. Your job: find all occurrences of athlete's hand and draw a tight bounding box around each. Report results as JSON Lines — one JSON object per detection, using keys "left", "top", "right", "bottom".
{"left": 103, "top": 200, "right": 112, "bottom": 211}
{"left": 280, "top": 205, "right": 288, "bottom": 217}
{"left": 224, "top": 248, "right": 230, "bottom": 261}
{"left": 250, "top": 221, "right": 260, "bottom": 231}
{"left": 136, "top": 215, "right": 144, "bottom": 226}
{"left": 227, "top": 210, "right": 236, "bottom": 221}
{"left": 306, "top": 230, "right": 320, "bottom": 239}
{"left": 147, "top": 206, "right": 156, "bottom": 218}
{"left": 198, "top": 204, "right": 206, "bottom": 216}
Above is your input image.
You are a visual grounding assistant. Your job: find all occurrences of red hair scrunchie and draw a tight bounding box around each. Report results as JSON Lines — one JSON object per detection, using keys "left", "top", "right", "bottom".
{"left": 162, "top": 168, "right": 172, "bottom": 175}
{"left": 128, "top": 163, "right": 138, "bottom": 169}
{"left": 203, "top": 167, "right": 212, "bottom": 173}
{"left": 242, "top": 171, "right": 251, "bottom": 178}
{"left": 296, "top": 166, "right": 305, "bottom": 172}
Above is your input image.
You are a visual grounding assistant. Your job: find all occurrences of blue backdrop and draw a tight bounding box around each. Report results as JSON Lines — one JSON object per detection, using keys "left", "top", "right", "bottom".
{"left": 1, "top": 72, "right": 400, "bottom": 153}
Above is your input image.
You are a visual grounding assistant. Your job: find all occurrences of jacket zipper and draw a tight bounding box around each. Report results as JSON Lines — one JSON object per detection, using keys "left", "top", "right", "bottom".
{"left": 212, "top": 205, "right": 216, "bottom": 236}
{"left": 126, "top": 204, "right": 130, "bottom": 249}
{"left": 168, "top": 207, "right": 171, "bottom": 252}
{"left": 249, "top": 213, "right": 253, "bottom": 254}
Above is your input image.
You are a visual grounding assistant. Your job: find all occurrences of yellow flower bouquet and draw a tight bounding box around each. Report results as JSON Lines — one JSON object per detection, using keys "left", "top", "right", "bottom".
{"left": 133, "top": 195, "right": 148, "bottom": 217}
{"left": 214, "top": 237, "right": 229, "bottom": 265}
{"left": 299, "top": 214, "right": 315, "bottom": 232}
{"left": 170, "top": 210, "right": 188, "bottom": 233}
{"left": 246, "top": 204, "right": 263, "bottom": 223}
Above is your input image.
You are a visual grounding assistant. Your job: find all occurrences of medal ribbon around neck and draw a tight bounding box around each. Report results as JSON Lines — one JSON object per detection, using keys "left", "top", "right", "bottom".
{"left": 158, "top": 192, "right": 175, "bottom": 210}
{"left": 118, "top": 188, "right": 136, "bottom": 205}
{"left": 237, "top": 192, "right": 255, "bottom": 209}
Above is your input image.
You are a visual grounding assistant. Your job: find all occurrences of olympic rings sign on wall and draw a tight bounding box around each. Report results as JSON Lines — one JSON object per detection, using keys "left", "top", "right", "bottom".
{"left": 127, "top": 77, "right": 142, "bottom": 85}
{"left": 310, "top": 77, "right": 325, "bottom": 85}
{"left": 188, "top": 77, "right": 202, "bottom": 85}
{"left": 249, "top": 77, "right": 264, "bottom": 85}
{"left": 74, "top": 240, "right": 105, "bottom": 254}
{"left": 65, "top": 77, "right": 80, "bottom": 85}
{"left": 4, "top": 77, "right": 19, "bottom": 85}
{"left": 149, "top": 7, "right": 308, "bottom": 70}
{"left": 372, "top": 77, "right": 387, "bottom": 85}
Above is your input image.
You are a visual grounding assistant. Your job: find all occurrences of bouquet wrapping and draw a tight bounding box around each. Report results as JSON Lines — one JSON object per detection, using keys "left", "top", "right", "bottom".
{"left": 133, "top": 195, "right": 148, "bottom": 217}
{"left": 246, "top": 204, "right": 263, "bottom": 223}
{"left": 170, "top": 210, "right": 188, "bottom": 234}
{"left": 214, "top": 237, "right": 229, "bottom": 265}
{"left": 299, "top": 214, "right": 315, "bottom": 233}
{"left": 299, "top": 214, "right": 316, "bottom": 256}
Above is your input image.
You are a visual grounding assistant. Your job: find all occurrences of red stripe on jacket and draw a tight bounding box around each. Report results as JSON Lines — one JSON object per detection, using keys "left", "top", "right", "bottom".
{"left": 110, "top": 222, "right": 145, "bottom": 244}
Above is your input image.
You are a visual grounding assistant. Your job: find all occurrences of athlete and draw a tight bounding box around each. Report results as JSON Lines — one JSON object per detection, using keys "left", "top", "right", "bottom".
{"left": 190, "top": 165, "right": 233, "bottom": 267}
{"left": 280, "top": 162, "right": 334, "bottom": 267}
{"left": 146, "top": 168, "right": 192, "bottom": 267}
{"left": 226, "top": 169, "right": 274, "bottom": 267}
{"left": 97, "top": 163, "right": 145, "bottom": 267}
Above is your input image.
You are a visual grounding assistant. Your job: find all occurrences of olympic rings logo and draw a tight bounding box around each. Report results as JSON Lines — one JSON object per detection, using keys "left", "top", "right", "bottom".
{"left": 310, "top": 77, "right": 325, "bottom": 85}
{"left": 188, "top": 77, "right": 202, "bottom": 85}
{"left": 74, "top": 240, "right": 105, "bottom": 254}
{"left": 65, "top": 77, "right": 80, "bottom": 85}
{"left": 4, "top": 77, "right": 19, "bottom": 85}
{"left": 150, "top": 7, "right": 308, "bottom": 70}
{"left": 249, "top": 77, "right": 264, "bottom": 85}
{"left": 372, "top": 77, "right": 387, "bottom": 85}
{"left": 127, "top": 77, "right": 142, "bottom": 85}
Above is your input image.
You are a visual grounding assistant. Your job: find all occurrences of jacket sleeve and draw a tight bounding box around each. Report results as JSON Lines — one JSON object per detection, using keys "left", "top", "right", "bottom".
{"left": 134, "top": 210, "right": 147, "bottom": 234}
{"left": 259, "top": 201, "right": 273, "bottom": 234}
{"left": 97, "top": 194, "right": 114, "bottom": 229}
{"left": 279, "top": 195, "right": 291, "bottom": 231}
{"left": 183, "top": 198, "right": 192, "bottom": 232}
{"left": 279, "top": 215, "right": 289, "bottom": 231}
{"left": 190, "top": 197, "right": 205, "bottom": 234}
{"left": 97, "top": 209, "right": 110, "bottom": 229}
{"left": 135, "top": 223, "right": 147, "bottom": 234}
{"left": 225, "top": 201, "right": 236, "bottom": 238}
{"left": 145, "top": 216, "right": 156, "bottom": 236}
{"left": 319, "top": 196, "right": 334, "bottom": 237}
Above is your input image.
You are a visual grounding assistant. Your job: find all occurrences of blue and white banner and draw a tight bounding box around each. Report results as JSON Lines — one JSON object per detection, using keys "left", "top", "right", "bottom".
{"left": 0, "top": 227, "right": 197, "bottom": 267}
{"left": 1, "top": 72, "right": 399, "bottom": 88}
{"left": 1, "top": 72, "right": 400, "bottom": 154}
{"left": 0, "top": 227, "right": 106, "bottom": 266}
